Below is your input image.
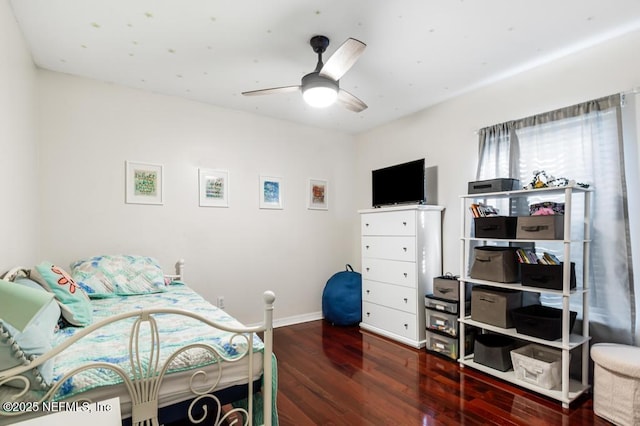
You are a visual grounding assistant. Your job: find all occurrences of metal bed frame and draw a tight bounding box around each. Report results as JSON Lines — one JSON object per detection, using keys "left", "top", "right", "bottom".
{"left": 0, "top": 260, "right": 275, "bottom": 426}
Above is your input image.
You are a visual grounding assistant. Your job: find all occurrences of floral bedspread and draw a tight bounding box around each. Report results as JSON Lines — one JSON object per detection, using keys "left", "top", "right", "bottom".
{"left": 50, "top": 283, "right": 264, "bottom": 399}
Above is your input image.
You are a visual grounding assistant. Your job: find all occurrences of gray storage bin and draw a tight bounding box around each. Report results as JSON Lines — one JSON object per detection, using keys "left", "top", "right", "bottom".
{"left": 433, "top": 275, "right": 472, "bottom": 301}
{"left": 468, "top": 178, "right": 520, "bottom": 194}
{"left": 469, "top": 246, "right": 520, "bottom": 283}
{"left": 471, "top": 286, "right": 522, "bottom": 328}
{"left": 516, "top": 215, "right": 564, "bottom": 240}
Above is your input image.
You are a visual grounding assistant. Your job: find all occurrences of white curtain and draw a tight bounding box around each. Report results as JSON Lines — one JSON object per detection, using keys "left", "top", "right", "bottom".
{"left": 476, "top": 94, "right": 637, "bottom": 345}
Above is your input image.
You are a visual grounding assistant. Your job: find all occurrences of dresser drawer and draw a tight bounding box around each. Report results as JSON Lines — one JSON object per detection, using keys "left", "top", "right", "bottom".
{"left": 362, "top": 258, "right": 416, "bottom": 287}
{"left": 362, "top": 280, "right": 417, "bottom": 314}
{"left": 361, "top": 210, "right": 416, "bottom": 236}
{"left": 362, "top": 302, "right": 417, "bottom": 340}
{"left": 362, "top": 236, "right": 416, "bottom": 261}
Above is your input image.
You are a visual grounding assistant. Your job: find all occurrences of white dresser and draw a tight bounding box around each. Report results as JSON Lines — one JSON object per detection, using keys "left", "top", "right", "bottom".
{"left": 359, "top": 205, "right": 444, "bottom": 348}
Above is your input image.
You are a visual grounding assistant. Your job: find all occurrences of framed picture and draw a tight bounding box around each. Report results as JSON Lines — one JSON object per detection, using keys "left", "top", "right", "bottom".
{"left": 259, "top": 175, "right": 283, "bottom": 209}
{"left": 308, "top": 178, "right": 328, "bottom": 210}
{"left": 199, "top": 168, "right": 229, "bottom": 207}
{"left": 125, "top": 161, "right": 163, "bottom": 205}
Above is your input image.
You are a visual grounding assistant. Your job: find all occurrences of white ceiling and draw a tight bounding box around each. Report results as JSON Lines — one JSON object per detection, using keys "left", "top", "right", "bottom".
{"left": 9, "top": 0, "right": 640, "bottom": 134}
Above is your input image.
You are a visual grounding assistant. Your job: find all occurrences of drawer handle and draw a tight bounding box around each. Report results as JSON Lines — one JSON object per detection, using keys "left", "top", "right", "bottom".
{"left": 403, "top": 298, "right": 408, "bottom": 303}
{"left": 366, "top": 312, "right": 371, "bottom": 317}
{"left": 521, "top": 225, "right": 549, "bottom": 232}
{"left": 402, "top": 247, "right": 407, "bottom": 252}
{"left": 366, "top": 289, "right": 370, "bottom": 294}
{"left": 402, "top": 221, "right": 407, "bottom": 226}
{"left": 365, "top": 223, "right": 370, "bottom": 227}
{"left": 403, "top": 272, "right": 408, "bottom": 278}
{"left": 366, "top": 267, "right": 370, "bottom": 272}
{"left": 365, "top": 245, "right": 370, "bottom": 250}
{"left": 404, "top": 323, "right": 408, "bottom": 329}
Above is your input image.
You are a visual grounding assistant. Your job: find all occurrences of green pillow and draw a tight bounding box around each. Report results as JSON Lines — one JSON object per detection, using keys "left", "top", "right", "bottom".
{"left": 0, "top": 278, "right": 60, "bottom": 390}
{"left": 31, "top": 262, "right": 92, "bottom": 326}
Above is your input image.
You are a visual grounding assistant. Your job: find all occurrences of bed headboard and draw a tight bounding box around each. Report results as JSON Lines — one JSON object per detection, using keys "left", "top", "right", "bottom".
{"left": 164, "top": 258, "right": 185, "bottom": 282}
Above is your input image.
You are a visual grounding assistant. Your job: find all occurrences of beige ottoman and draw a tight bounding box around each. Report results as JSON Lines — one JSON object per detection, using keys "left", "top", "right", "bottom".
{"left": 590, "top": 343, "right": 640, "bottom": 426}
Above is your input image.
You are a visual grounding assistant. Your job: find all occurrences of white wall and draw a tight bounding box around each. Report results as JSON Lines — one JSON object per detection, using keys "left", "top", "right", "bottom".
{"left": 0, "top": 0, "right": 39, "bottom": 271}
{"left": 355, "top": 29, "right": 640, "bottom": 276}
{"left": 37, "top": 71, "right": 358, "bottom": 324}
{"left": 7, "top": 0, "right": 640, "bottom": 326}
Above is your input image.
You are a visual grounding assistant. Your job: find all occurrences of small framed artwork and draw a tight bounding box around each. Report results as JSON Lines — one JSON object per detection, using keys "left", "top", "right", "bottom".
{"left": 308, "top": 178, "right": 328, "bottom": 210}
{"left": 125, "top": 161, "right": 163, "bottom": 205}
{"left": 259, "top": 175, "right": 284, "bottom": 209}
{"left": 199, "top": 168, "right": 229, "bottom": 207}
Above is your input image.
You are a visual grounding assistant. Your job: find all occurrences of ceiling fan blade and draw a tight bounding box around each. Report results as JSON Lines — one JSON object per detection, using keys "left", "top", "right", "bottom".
{"left": 242, "top": 85, "right": 300, "bottom": 96}
{"left": 319, "top": 38, "right": 366, "bottom": 81}
{"left": 337, "top": 89, "right": 367, "bottom": 113}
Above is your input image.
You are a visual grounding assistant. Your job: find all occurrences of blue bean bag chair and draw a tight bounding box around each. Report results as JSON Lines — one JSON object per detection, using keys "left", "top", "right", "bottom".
{"left": 322, "top": 265, "right": 362, "bottom": 326}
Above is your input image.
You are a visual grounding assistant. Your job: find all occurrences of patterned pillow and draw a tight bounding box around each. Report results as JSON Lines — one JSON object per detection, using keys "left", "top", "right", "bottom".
{"left": 31, "top": 262, "right": 93, "bottom": 327}
{"left": 70, "top": 255, "right": 166, "bottom": 298}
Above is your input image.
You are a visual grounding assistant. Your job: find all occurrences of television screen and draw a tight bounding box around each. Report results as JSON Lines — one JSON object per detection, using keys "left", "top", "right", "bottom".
{"left": 372, "top": 159, "right": 426, "bottom": 207}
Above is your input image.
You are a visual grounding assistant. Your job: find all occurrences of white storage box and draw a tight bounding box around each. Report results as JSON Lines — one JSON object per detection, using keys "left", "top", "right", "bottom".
{"left": 510, "top": 344, "right": 563, "bottom": 390}
{"left": 591, "top": 343, "right": 640, "bottom": 426}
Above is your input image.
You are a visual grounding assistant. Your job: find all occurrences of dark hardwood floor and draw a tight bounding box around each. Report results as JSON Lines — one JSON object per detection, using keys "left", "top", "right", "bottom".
{"left": 273, "top": 320, "right": 611, "bottom": 426}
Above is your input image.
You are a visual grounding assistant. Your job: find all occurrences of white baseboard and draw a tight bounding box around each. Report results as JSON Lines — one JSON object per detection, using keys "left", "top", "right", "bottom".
{"left": 273, "top": 311, "right": 323, "bottom": 328}
{"left": 246, "top": 311, "right": 323, "bottom": 329}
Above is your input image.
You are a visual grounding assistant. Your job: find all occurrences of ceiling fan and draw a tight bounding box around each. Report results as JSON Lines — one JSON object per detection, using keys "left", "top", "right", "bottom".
{"left": 242, "top": 35, "right": 367, "bottom": 112}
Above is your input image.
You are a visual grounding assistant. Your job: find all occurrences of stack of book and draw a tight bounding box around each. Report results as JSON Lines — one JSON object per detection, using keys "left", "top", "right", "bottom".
{"left": 469, "top": 203, "right": 499, "bottom": 218}
{"left": 516, "top": 250, "right": 561, "bottom": 265}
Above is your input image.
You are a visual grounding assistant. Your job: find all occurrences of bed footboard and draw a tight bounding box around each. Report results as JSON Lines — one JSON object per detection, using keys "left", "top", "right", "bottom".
{"left": 0, "top": 290, "right": 276, "bottom": 426}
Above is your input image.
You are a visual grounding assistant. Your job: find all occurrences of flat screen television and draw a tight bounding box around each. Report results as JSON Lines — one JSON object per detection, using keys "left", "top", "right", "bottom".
{"left": 372, "top": 159, "right": 426, "bottom": 207}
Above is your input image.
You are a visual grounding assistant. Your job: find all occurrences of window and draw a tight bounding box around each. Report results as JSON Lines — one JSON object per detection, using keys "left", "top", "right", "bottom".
{"left": 476, "top": 94, "right": 638, "bottom": 344}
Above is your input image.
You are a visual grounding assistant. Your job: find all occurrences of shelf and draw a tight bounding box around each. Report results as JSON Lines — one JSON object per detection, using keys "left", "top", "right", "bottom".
{"left": 460, "top": 276, "right": 587, "bottom": 295}
{"left": 459, "top": 356, "right": 591, "bottom": 405}
{"left": 460, "top": 185, "right": 593, "bottom": 199}
{"left": 460, "top": 318, "right": 590, "bottom": 349}
{"left": 462, "top": 236, "right": 590, "bottom": 244}
{"left": 459, "top": 184, "right": 592, "bottom": 407}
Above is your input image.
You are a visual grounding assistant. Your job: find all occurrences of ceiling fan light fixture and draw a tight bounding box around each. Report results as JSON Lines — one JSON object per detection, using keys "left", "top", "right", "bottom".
{"left": 242, "top": 36, "right": 366, "bottom": 112}
{"left": 301, "top": 73, "right": 338, "bottom": 108}
{"left": 303, "top": 86, "right": 338, "bottom": 108}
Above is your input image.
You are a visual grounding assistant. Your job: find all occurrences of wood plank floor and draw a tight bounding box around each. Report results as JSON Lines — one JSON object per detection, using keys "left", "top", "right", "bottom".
{"left": 273, "top": 320, "right": 611, "bottom": 426}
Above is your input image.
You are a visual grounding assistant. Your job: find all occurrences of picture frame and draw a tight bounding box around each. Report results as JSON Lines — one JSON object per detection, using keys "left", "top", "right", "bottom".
{"left": 259, "top": 175, "right": 284, "bottom": 209}
{"left": 308, "top": 178, "right": 328, "bottom": 210}
{"left": 125, "top": 161, "right": 163, "bottom": 205}
{"left": 199, "top": 168, "right": 229, "bottom": 207}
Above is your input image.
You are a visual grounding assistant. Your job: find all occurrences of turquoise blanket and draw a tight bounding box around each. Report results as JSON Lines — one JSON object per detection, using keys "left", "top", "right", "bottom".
{"left": 232, "top": 353, "right": 279, "bottom": 426}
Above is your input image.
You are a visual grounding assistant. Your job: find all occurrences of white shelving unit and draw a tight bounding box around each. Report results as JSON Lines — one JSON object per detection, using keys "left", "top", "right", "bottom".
{"left": 458, "top": 185, "right": 592, "bottom": 408}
